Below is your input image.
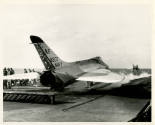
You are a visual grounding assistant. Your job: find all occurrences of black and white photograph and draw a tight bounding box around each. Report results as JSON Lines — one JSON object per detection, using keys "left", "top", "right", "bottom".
{"left": 1, "top": 0, "right": 152, "bottom": 122}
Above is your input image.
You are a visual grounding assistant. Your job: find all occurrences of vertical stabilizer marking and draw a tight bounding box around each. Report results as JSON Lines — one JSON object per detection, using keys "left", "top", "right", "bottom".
{"left": 30, "top": 35, "right": 67, "bottom": 71}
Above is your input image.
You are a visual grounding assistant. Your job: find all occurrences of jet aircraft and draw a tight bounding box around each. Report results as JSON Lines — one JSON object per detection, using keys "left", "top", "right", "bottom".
{"left": 3, "top": 35, "right": 125, "bottom": 91}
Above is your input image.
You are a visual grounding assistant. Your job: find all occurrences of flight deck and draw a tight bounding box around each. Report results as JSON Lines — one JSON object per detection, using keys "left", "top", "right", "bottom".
{"left": 3, "top": 77, "right": 151, "bottom": 122}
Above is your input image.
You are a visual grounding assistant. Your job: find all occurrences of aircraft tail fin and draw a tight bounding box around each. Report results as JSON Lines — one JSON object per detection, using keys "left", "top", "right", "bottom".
{"left": 30, "top": 35, "right": 67, "bottom": 71}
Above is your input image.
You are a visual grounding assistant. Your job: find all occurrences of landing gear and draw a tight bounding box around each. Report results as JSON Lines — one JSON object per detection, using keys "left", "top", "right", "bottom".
{"left": 86, "top": 81, "right": 94, "bottom": 89}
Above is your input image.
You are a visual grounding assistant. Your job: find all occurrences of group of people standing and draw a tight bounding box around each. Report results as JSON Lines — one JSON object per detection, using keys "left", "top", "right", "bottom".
{"left": 24, "top": 68, "right": 35, "bottom": 73}
{"left": 3, "top": 67, "right": 15, "bottom": 89}
{"left": 3, "top": 67, "right": 15, "bottom": 76}
{"left": 3, "top": 68, "right": 39, "bottom": 89}
{"left": 132, "top": 64, "right": 141, "bottom": 75}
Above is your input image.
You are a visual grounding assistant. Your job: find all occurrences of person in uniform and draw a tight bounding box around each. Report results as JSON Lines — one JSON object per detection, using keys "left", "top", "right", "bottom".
{"left": 10, "top": 68, "right": 15, "bottom": 75}
{"left": 7, "top": 68, "right": 11, "bottom": 75}
{"left": 24, "top": 68, "right": 28, "bottom": 73}
{"left": 7, "top": 81, "right": 11, "bottom": 89}
{"left": 3, "top": 68, "right": 8, "bottom": 89}
{"left": 29, "top": 69, "right": 32, "bottom": 73}
{"left": 3, "top": 80, "right": 7, "bottom": 89}
{"left": 3, "top": 67, "right": 7, "bottom": 76}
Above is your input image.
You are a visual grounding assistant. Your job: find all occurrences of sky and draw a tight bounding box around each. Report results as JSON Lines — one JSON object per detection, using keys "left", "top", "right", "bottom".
{"left": 1, "top": 3, "right": 152, "bottom": 69}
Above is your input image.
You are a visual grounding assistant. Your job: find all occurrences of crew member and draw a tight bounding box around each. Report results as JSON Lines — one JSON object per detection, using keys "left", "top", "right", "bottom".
{"left": 3, "top": 68, "right": 7, "bottom": 76}
{"left": 29, "top": 69, "right": 32, "bottom": 72}
{"left": 10, "top": 68, "right": 15, "bottom": 75}
{"left": 7, "top": 68, "right": 11, "bottom": 75}
{"left": 24, "top": 69, "right": 28, "bottom": 73}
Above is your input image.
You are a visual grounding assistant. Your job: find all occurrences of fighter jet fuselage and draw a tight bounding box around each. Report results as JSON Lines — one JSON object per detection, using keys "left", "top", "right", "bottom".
{"left": 39, "top": 56, "right": 109, "bottom": 91}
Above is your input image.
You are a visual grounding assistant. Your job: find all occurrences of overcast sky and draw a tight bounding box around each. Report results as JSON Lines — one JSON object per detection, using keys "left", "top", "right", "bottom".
{"left": 1, "top": 3, "right": 152, "bottom": 69}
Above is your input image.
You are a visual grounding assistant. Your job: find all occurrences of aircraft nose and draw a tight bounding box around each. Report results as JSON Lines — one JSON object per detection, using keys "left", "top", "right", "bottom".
{"left": 30, "top": 35, "right": 44, "bottom": 43}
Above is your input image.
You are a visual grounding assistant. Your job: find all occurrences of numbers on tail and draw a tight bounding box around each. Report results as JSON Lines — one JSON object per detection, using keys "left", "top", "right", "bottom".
{"left": 50, "top": 57, "right": 58, "bottom": 62}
